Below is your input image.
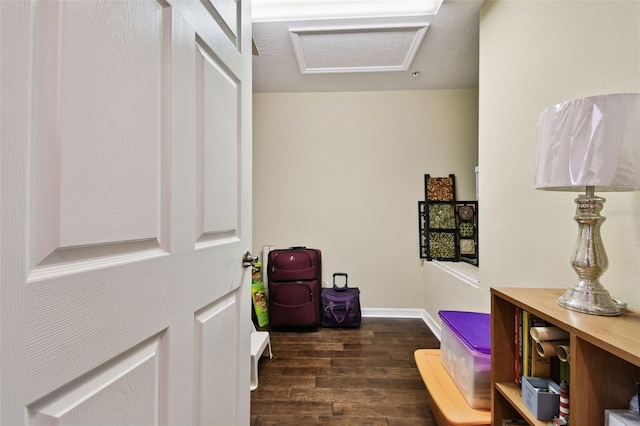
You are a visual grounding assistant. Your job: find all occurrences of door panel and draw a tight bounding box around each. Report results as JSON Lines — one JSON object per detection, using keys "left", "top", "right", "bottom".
{"left": 196, "top": 40, "right": 240, "bottom": 241}
{"left": 1, "top": 0, "right": 252, "bottom": 424}
{"left": 31, "top": 0, "right": 166, "bottom": 264}
{"left": 52, "top": 0, "right": 164, "bottom": 248}
{"left": 194, "top": 294, "right": 239, "bottom": 426}
{"left": 29, "top": 335, "right": 162, "bottom": 426}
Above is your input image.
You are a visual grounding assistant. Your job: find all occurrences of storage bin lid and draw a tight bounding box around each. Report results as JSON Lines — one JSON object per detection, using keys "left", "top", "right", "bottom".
{"left": 439, "top": 310, "right": 491, "bottom": 355}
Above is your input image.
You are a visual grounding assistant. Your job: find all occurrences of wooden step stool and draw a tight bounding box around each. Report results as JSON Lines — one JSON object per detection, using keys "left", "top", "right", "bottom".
{"left": 251, "top": 322, "right": 272, "bottom": 391}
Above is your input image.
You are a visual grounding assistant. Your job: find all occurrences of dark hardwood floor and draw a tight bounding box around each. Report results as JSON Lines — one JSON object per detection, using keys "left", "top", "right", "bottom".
{"left": 250, "top": 317, "right": 441, "bottom": 425}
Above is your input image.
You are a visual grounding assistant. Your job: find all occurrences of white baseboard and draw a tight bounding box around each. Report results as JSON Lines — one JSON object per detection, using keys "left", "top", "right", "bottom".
{"left": 362, "top": 308, "right": 441, "bottom": 341}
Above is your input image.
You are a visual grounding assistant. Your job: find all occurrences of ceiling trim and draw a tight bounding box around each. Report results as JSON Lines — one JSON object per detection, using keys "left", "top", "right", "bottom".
{"left": 289, "top": 23, "right": 429, "bottom": 74}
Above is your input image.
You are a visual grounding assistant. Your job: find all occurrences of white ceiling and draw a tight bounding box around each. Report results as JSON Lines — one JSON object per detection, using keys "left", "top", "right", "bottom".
{"left": 252, "top": 0, "right": 483, "bottom": 93}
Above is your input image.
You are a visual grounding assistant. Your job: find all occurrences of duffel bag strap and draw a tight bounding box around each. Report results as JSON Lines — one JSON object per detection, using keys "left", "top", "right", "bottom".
{"left": 328, "top": 300, "right": 351, "bottom": 324}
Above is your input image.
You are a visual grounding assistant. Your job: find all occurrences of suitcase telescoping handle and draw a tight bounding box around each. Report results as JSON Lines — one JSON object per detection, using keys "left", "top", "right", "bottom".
{"left": 332, "top": 273, "right": 349, "bottom": 291}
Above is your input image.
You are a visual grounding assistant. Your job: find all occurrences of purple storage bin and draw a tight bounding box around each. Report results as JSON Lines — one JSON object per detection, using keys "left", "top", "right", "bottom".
{"left": 438, "top": 310, "right": 492, "bottom": 409}
{"left": 439, "top": 310, "right": 491, "bottom": 354}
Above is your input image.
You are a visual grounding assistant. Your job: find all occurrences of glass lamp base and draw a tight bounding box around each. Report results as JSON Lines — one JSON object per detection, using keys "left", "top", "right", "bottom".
{"left": 560, "top": 189, "right": 624, "bottom": 317}
{"left": 557, "top": 285, "right": 622, "bottom": 316}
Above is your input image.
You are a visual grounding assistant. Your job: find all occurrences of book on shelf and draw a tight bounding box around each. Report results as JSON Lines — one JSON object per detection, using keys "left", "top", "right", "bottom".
{"left": 514, "top": 306, "right": 521, "bottom": 384}
{"left": 522, "top": 310, "right": 529, "bottom": 378}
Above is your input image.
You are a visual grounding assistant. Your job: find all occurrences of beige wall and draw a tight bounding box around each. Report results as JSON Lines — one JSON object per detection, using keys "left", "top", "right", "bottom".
{"left": 253, "top": 90, "right": 478, "bottom": 309}
{"left": 475, "top": 0, "right": 640, "bottom": 315}
{"left": 253, "top": 0, "right": 640, "bottom": 320}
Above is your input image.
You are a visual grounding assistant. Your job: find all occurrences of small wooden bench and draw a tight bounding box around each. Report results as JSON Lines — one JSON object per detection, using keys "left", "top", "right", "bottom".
{"left": 414, "top": 349, "right": 491, "bottom": 426}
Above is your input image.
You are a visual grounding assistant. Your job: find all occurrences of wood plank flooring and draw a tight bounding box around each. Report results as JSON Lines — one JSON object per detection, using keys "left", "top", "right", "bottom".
{"left": 250, "top": 318, "right": 441, "bottom": 425}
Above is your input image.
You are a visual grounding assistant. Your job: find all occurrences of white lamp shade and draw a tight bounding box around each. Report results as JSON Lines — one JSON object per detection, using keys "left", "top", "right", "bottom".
{"left": 534, "top": 93, "right": 640, "bottom": 191}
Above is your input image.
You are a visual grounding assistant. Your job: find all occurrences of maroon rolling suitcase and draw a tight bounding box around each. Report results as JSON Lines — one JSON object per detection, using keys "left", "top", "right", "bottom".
{"left": 267, "top": 247, "right": 321, "bottom": 328}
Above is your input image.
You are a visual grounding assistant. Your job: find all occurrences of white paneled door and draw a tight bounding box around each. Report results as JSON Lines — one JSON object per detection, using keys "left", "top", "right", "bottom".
{"left": 1, "top": 1, "right": 253, "bottom": 424}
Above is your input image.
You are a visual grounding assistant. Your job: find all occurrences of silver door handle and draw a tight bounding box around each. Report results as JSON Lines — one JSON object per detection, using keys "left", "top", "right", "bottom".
{"left": 242, "top": 251, "right": 258, "bottom": 267}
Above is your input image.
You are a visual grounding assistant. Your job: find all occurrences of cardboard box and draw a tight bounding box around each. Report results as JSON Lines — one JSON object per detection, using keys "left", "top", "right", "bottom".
{"left": 438, "top": 311, "right": 491, "bottom": 409}
{"left": 521, "top": 377, "right": 560, "bottom": 420}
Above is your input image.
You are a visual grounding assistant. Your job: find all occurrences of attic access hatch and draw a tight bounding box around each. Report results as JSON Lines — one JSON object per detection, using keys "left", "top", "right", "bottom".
{"left": 251, "top": 0, "right": 441, "bottom": 74}
{"left": 289, "top": 24, "right": 429, "bottom": 74}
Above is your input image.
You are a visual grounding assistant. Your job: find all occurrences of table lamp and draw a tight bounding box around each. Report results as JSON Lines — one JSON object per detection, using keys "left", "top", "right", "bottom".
{"left": 534, "top": 93, "right": 640, "bottom": 316}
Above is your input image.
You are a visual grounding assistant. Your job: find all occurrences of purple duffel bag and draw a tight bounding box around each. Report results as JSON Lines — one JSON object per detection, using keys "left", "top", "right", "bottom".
{"left": 320, "top": 273, "right": 361, "bottom": 328}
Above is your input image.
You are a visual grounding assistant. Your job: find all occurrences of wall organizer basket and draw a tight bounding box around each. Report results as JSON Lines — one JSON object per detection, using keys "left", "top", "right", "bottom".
{"left": 419, "top": 174, "right": 478, "bottom": 265}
